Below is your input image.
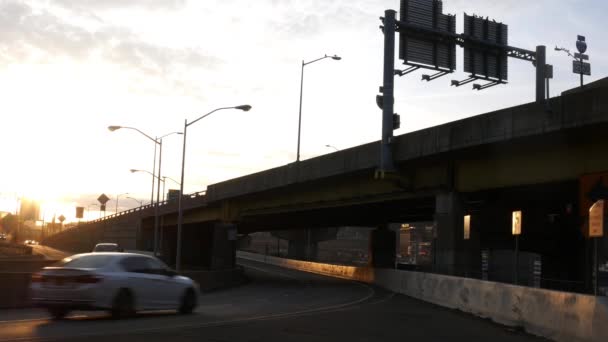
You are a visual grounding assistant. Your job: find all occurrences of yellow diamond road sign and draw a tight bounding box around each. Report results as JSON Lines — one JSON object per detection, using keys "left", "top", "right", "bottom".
{"left": 589, "top": 200, "right": 604, "bottom": 238}
{"left": 97, "top": 193, "right": 110, "bottom": 205}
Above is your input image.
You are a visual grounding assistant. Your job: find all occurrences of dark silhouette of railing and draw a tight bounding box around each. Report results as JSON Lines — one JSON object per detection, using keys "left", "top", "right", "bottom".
{"left": 86, "top": 190, "right": 208, "bottom": 223}
{"left": 44, "top": 191, "right": 208, "bottom": 240}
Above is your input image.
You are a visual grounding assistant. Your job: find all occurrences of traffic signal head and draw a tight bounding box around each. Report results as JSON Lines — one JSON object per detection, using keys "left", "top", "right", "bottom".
{"left": 393, "top": 114, "right": 401, "bottom": 130}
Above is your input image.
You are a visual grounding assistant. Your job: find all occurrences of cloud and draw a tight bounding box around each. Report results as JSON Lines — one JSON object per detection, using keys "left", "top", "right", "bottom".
{"left": 53, "top": 0, "right": 187, "bottom": 12}
{"left": 0, "top": 0, "right": 221, "bottom": 99}
{"left": 265, "top": 0, "right": 376, "bottom": 39}
{"left": 0, "top": 1, "right": 95, "bottom": 61}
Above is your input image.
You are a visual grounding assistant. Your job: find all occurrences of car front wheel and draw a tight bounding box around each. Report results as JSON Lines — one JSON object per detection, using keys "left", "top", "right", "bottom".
{"left": 111, "top": 289, "right": 135, "bottom": 319}
{"left": 179, "top": 288, "right": 197, "bottom": 315}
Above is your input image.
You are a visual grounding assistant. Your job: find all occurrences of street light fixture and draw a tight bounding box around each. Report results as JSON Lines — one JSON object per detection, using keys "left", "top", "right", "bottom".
{"left": 176, "top": 104, "right": 252, "bottom": 272}
{"left": 130, "top": 169, "right": 181, "bottom": 202}
{"left": 108, "top": 126, "right": 182, "bottom": 255}
{"left": 115, "top": 192, "right": 129, "bottom": 214}
{"left": 297, "top": 54, "right": 341, "bottom": 162}
{"left": 325, "top": 144, "right": 339, "bottom": 152}
{"left": 126, "top": 196, "right": 143, "bottom": 207}
{"left": 162, "top": 176, "right": 181, "bottom": 186}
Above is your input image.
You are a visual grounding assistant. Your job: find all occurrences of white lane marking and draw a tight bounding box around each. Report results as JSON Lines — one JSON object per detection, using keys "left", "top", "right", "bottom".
{"left": 1, "top": 263, "right": 377, "bottom": 341}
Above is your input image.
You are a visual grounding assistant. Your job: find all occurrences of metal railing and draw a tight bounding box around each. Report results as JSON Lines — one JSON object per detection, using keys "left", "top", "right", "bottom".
{"left": 86, "top": 190, "right": 208, "bottom": 224}
{"left": 42, "top": 190, "right": 208, "bottom": 240}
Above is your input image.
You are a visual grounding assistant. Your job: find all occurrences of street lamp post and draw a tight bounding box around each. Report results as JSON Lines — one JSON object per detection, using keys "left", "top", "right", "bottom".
{"left": 115, "top": 192, "right": 129, "bottom": 214}
{"left": 325, "top": 144, "right": 339, "bottom": 152}
{"left": 130, "top": 169, "right": 157, "bottom": 205}
{"left": 126, "top": 196, "right": 143, "bottom": 207}
{"left": 162, "top": 176, "right": 181, "bottom": 202}
{"left": 176, "top": 105, "right": 252, "bottom": 272}
{"left": 152, "top": 132, "right": 182, "bottom": 255}
{"left": 131, "top": 170, "right": 181, "bottom": 203}
{"left": 297, "top": 54, "right": 341, "bottom": 162}
{"left": 108, "top": 126, "right": 181, "bottom": 255}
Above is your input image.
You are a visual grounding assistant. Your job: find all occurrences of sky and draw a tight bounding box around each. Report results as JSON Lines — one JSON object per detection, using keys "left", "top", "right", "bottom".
{"left": 0, "top": 0, "right": 606, "bottom": 223}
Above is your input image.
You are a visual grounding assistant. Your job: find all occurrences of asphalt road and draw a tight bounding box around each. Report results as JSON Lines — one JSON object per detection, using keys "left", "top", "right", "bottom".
{"left": 0, "top": 259, "right": 548, "bottom": 342}
{"left": 30, "top": 245, "right": 70, "bottom": 261}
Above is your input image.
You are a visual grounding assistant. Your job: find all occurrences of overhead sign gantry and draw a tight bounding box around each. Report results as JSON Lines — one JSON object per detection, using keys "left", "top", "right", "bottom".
{"left": 377, "top": 0, "right": 551, "bottom": 175}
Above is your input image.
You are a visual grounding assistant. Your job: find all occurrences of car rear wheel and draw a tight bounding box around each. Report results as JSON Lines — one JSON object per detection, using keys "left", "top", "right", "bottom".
{"left": 111, "top": 289, "right": 135, "bottom": 319}
{"left": 179, "top": 288, "right": 197, "bottom": 315}
{"left": 48, "top": 307, "right": 69, "bottom": 320}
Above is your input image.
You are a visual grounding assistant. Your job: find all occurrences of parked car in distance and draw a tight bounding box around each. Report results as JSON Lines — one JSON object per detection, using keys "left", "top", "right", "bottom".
{"left": 30, "top": 252, "right": 199, "bottom": 319}
{"left": 93, "top": 243, "right": 122, "bottom": 252}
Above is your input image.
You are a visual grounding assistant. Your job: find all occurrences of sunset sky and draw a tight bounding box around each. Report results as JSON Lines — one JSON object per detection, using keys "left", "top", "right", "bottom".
{"left": 0, "top": 0, "right": 606, "bottom": 223}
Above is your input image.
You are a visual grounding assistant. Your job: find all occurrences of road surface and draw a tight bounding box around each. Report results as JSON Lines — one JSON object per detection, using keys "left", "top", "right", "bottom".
{"left": 30, "top": 245, "right": 70, "bottom": 261}
{"left": 0, "top": 259, "right": 547, "bottom": 341}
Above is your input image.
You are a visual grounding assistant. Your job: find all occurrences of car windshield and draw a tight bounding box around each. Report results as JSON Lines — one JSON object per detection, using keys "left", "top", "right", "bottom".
{"left": 53, "top": 254, "right": 115, "bottom": 269}
{"left": 94, "top": 244, "right": 117, "bottom": 251}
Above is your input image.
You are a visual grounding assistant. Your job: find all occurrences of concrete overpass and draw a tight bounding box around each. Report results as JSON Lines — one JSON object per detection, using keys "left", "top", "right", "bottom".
{"left": 46, "top": 78, "right": 608, "bottom": 290}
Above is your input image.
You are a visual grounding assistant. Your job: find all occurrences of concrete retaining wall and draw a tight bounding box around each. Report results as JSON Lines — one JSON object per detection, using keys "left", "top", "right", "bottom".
{"left": 0, "top": 259, "right": 56, "bottom": 272}
{"left": 183, "top": 267, "right": 247, "bottom": 293}
{"left": 0, "top": 260, "right": 57, "bottom": 308}
{"left": 0, "top": 273, "right": 34, "bottom": 308}
{"left": 238, "top": 251, "right": 608, "bottom": 342}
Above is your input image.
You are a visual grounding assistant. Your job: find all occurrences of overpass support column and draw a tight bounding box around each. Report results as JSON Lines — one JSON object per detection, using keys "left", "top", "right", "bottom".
{"left": 210, "top": 222, "right": 237, "bottom": 270}
{"left": 287, "top": 239, "right": 307, "bottom": 260}
{"left": 285, "top": 230, "right": 318, "bottom": 261}
{"left": 369, "top": 225, "right": 397, "bottom": 268}
{"left": 434, "top": 192, "right": 470, "bottom": 276}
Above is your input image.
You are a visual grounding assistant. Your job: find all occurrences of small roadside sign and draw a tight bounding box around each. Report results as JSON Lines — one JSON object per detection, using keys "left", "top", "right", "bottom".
{"left": 58, "top": 215, "right": 66, "bottom": 223}
{"left": 573, "top": 61, "right": 591, "bottom": 76}
{"left": 589, "top": 200, "right": 604, "bottom": 237}
{"left": 574, "top": 53, "right": 589, "bottom": 60}
{"left": 75, "top": 207, "right": 84, "bottom": 219}
{"left": 512, "top": 211, "right": 522, "bottom": 236}
{"left": 97, "top": 193, "right": 110, "bottom": 205}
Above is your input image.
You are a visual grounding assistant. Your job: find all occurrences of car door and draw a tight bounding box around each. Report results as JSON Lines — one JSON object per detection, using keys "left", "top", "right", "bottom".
{"left": 143, "top": 257, "right": 183, "bottom": 308}
{"left": 119, "top": 256, "right": 160, "bottom": 309}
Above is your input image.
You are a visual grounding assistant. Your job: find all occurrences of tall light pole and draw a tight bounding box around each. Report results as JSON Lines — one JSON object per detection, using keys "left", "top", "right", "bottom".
{"left": 556, "top": 35, "right": 590, "bottom": 88}
{"left": 115, "top": 192, "right": 129, "bottom": 214}
{"left": 131, "top": 169, "right": 181, "bottom": 202}
{"left": 126, "top": 196, "right": 143, "bottom": 207}
{"left": 176, "top": 105, "right": 252, "bottom": 272}
{"left": 162, "top": 176, "right": 181, "bottom": 202}
{"left": 297, "top": 54, "right": 341, "bottom": 162}
{"left": 108, "top": 126, "right": 182, "bottom": 255}
{"left": 130, "top": 169, "right": 158, "bottom": 205}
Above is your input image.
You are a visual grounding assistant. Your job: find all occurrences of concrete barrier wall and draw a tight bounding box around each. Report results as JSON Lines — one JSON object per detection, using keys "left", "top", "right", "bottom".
{"left": 239, "top": 251, "right": 374, "bottom": 283}
{"left": 0, "top": 260, "right": 57, "bottom": 308}
{"left": 0, "top": 273, "right": 34, "bottom": 308}
{"left": 237, "top": 251, "right": 608, "bottom": 342}
{"left": 0, "top": 259, "right": 56, "bottom": 272}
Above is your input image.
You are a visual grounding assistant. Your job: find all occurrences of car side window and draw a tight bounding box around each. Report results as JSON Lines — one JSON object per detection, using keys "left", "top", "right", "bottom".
{"left": 120, "top": 257, "right": 150, "bottom": 273}
{"left": 145, "top": 258, "right": 168, "bottom": 275}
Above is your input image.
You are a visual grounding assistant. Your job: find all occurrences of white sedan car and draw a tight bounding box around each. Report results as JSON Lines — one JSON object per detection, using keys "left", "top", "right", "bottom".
{"left": 30, "top": 252, "right": 199, "bottom": 319}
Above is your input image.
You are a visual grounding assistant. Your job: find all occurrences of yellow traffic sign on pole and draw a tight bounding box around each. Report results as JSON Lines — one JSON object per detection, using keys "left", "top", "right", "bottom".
{"left": 512, "top": 211, "right": 522, "bottom": 236}
{"left": 589, "top": 200, "right": 604, "bottom": 237}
